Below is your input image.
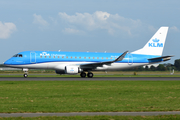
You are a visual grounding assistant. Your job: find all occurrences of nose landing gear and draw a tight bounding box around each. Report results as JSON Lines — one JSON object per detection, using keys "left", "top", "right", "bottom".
{"left": 23, "top": 73, "right": 28, "bottom": 78}
{"left": 23, "top": 68, "right": 28, "bottom": 78}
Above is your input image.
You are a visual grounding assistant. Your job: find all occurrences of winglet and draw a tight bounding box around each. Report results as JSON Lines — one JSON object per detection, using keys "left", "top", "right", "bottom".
{"left": 114, "top": 51, "right": 128, "bottom": 62}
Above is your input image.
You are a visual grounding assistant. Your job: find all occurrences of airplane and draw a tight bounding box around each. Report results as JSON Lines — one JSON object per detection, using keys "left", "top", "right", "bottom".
{"left": 3, "top": 27, "right": 173, "bottom": 78}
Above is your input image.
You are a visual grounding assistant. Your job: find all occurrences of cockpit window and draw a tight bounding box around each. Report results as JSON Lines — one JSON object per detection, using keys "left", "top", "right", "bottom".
{"left": 19, "top": 54, "right": 23, "bottom": 57}
{"left": 13, "top": 54, "right": 18, "bottom": 57}
{"left": 13, "top": 54, "right": 23, "bottom": 57}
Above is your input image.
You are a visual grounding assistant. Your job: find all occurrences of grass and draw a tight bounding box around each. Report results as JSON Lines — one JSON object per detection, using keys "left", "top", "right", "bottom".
{"left": 0, "top": 80, "right": 180, "bottom": 113}
{"left": 1, "top": 115, "right": 180, "bottom": 120}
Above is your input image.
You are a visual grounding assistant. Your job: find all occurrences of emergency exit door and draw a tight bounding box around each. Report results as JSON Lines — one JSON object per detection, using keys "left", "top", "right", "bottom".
{"left": 30, "top": 52, "right": 36, "bottom": 63}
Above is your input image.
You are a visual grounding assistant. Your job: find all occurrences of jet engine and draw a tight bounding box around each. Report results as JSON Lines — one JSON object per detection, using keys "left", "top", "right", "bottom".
{"left": 55, "top": 66, "right": 81, "bottom": 75}
{"left": 65, "top": 66, "right": 80, "bottom": 74}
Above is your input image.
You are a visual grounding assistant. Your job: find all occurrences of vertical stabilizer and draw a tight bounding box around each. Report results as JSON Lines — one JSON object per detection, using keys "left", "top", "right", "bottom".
{"left": 132, "top": 27, "right": 168, "bottom": 56}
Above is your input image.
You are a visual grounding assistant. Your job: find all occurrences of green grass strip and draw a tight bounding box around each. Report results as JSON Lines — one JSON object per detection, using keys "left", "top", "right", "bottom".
{"left": 1, "top": 115, "right": 180, "bottom": 120}
{"left": 0, "top": 81, "right": 180, "bottom": 113}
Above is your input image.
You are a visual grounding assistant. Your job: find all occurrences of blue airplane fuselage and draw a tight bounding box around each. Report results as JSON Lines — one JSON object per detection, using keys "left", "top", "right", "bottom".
{"left": 4, "top": 51, "right": 161, "bottom": 69}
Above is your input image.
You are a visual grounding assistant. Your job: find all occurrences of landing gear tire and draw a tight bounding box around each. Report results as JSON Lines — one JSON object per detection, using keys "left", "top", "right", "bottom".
{"left": 80, "top": 72, "right": 86, "bottom": 78}
{"left": 87, "top": 72, "right": 93, "bottom": 78}
{"left": 24, "top": 74, "right": 28, "bottom": 78}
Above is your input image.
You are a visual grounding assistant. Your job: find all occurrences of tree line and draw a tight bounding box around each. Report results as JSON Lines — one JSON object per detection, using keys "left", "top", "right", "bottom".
{"left": 128, "top": 59, "right": 180, "bottom": 71}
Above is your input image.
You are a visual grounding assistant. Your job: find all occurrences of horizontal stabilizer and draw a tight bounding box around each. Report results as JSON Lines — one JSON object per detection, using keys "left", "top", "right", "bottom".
{"left": 148, "top": 56, "right": 173, "bottom": 62}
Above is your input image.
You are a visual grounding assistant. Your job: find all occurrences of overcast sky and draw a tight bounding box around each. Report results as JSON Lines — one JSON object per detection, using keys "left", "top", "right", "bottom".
{"left": 0, "top": 0, "right": 179, "bottom": 64}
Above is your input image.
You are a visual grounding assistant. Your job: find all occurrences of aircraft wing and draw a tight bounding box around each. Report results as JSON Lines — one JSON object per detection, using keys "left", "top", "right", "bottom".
{"left": 79, "top": 51, "right": 128, "bottom": 70}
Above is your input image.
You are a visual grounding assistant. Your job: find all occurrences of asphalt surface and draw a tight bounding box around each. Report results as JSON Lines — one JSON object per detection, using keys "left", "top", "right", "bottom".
{"left": 0, "top": 77, "right": 180, "bottom": 81}
{"left": 1, "top": 111, "right": 180, "bottom": 117}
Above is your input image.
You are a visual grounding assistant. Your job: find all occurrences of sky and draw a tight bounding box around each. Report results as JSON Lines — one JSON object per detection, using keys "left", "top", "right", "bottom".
{"left": 0, "top": 0, "right": 180, "bottom": 64}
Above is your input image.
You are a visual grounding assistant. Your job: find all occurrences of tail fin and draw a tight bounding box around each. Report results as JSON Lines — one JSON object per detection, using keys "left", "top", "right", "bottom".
{"left": 132, "top": 27, "right": 169, "bottom": 56}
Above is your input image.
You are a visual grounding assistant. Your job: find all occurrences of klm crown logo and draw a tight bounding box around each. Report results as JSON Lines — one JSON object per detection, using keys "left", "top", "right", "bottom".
{"left": 152, "top": 38, "right": 159, "bottom": 42}
{"left": 149, "top": 38, "right": 163, "bottom": 47}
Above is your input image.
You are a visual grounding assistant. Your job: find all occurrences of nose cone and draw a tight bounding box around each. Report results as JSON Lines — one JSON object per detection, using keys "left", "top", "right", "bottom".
{"left": 4, "top": 59, "right": 12, "bottom": 65}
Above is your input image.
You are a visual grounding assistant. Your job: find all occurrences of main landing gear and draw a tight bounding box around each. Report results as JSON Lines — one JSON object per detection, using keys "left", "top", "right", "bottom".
{"left": 80, "top": 72, "right": 93, "bottom": 78}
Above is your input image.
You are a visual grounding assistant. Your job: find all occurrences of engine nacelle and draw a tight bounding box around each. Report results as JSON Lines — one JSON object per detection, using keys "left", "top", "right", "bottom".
{"left": 55, "top": 66, "right": 81, "bottom": 75}
{"left": 65, "top": 66, "right": 80, "bottom": 74}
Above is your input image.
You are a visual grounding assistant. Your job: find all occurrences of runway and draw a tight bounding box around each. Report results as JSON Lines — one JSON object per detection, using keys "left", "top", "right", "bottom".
{"left": 0, "top": 77, "right": 180, "bottom": 81}
{"left": 1, "top": 111, "right": 180, "bottom": 117}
